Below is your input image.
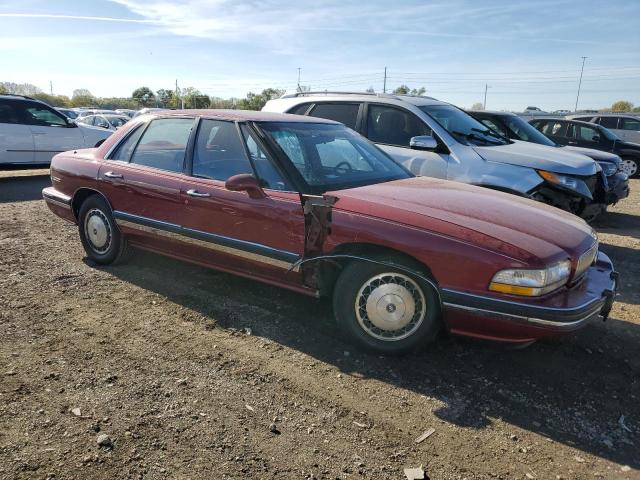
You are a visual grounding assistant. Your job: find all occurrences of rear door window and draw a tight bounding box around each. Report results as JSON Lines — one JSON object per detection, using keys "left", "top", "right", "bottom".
{"left": 0, "top": 100, "right": 22, "bottom": 124}
{"left": 308, "top": 103, "right": 360, "bottom": 129}
{"left": 479, "top": 118, "right": 508, "bottom": 137}
{"left": 540, "top": 121, "right": 567, "bottom": 137}
{"left": 130, "top": 118, "right": 195, "bottom": 173}
{"left": 598, "top": 117, "right": 619, "bottom": 129}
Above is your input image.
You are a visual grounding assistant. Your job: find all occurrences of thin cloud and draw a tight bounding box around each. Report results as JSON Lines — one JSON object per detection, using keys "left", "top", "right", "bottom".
{"left": 0, "top": 13, "right": 160, "bottom": 24}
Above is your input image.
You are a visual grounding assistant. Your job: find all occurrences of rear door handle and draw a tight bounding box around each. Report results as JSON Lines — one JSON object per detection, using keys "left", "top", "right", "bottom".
{"left": 186, "top": 189, "right": 210, "bottom": 198}
{"left": 104, "top": 171, "right": 123, "bottom": 179}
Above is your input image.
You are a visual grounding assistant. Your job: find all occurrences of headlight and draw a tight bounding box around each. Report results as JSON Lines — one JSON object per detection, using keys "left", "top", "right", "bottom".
{"left": 537, "top": 170, "right": 592, "bottom": 199}
{"left": 598, "top": 162, "right": 618, "bottom": 176}
{"left": 489, "top": 260, "right": 571, "bottom": 296}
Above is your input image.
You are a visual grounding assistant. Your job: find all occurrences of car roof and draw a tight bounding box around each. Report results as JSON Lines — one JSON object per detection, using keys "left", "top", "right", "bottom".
{"left": 531, "top": 117, "right": 601, "bottom": 127}
{"left": 270, "top": 92, "right": 446, "bottom": 108}
{"left": 150, "top": 109, "right": 341, "bottom": 124}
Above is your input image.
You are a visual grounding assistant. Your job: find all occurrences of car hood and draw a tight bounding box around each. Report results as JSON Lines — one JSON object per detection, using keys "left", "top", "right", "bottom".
{"left": 562, "top": 146, "right": 620, "bottom": 164}
{"left": 472, "top": 140, "right": 597, "bottom": 176}
{"left": 327, "top": 177, "right": 595, "bottom": 265}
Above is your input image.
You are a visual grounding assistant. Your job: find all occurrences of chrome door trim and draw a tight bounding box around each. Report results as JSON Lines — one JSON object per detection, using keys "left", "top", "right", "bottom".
{"left": 113, "top": 211, "right": 300, "bottom": 271}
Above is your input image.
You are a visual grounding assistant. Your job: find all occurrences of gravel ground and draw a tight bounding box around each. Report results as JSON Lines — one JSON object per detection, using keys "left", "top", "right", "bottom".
{"left": 0, "top": 172, "right": 638, "bottom": 480}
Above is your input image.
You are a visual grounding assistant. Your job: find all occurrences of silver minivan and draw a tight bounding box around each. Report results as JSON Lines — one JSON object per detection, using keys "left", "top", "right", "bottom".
{"left": 264, "top": 92, "right": 605, "bottom": 221}
{"left": 568, "top": 113, "right": 640, "bottom": 144}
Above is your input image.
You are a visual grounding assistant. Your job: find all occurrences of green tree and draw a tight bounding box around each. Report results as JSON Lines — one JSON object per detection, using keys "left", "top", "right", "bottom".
{"left": 132, "top": 86, "right": 156, "bottom": 107}
{"left": 71, "top": 88, "right": 96, "bottom": 107}
{"left": 156, "top": 88, "right": 174, "bottom": 108}
{"left": 33, "top": 93, "right": 71, "bottom": 107}
{"left": 237, "top": 88, "right": 285, "bottom": 110}
{"left": 0, "top": 84, "right": 7, "bottom": 94}
{"left": 611, "top": 100, "right": 634, "bottom": 112}
{"left": 0, "top": 82, "right": 42, "bottom": 95}
{"left": 392, "top": 85, "right": 425, "bottom": 95}
{"left": 470, "top": 102, "right": 484, "bottom": 111}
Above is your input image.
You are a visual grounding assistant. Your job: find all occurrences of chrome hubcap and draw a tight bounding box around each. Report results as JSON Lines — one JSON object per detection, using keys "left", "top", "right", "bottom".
{"left": 84, "top": 208, "right": 111, "bottom": 253}
{"left": 355, "top": 273, "right": 426, "bottom": 341}
{"left": 621, "top": 159, "right": 637, "bottom": 176}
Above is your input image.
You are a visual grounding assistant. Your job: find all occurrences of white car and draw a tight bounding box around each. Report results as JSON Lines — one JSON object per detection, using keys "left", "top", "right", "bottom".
{"left": 77, "top": 114, "right": 129, "bottom": 131}
{"left": 0, "top": 94, "right": 112, "bottom": 165}
{"left": 567, "top": 113, "right": 640, "bottom": 144}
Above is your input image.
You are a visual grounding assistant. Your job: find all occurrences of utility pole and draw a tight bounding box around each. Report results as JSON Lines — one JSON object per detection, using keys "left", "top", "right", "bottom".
{"left": 574, "top": 56, "right": 587, "bottom": 112}
{"left": 49, "top": 81, "right": 53, "bottom": 95}
{"left": 175, "top": 79, "right": 179, "bottom": 109}
{"left": 297, "top": 67, "right": 301, "bottom": 92}
{"left": 383, "top": 67, "right": 387, "bottom": 93}
{"left": 483, "top": 83, "right": 490, "bottom": 109}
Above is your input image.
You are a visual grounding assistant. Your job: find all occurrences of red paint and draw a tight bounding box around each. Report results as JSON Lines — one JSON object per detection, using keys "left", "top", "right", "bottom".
{"left": 44, "top": 110, "right": 614, "bottom": 345}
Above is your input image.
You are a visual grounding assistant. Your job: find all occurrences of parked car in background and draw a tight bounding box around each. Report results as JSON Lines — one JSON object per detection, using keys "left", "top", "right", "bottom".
{"left": 115, "top": 109, "right": 136, "bottom": 118}
{"left": 469, "top": 110, "right": 629, "bottom": 208}
{"left": 42, "top": 109, "right": 616, "bottom": 354}
{"left": 77, "top": 114, "right": 129, "bottom": 131}
{"left": 132, "top": 107, "right": 165, "bottom": 118}
{"left": 0, "top": 94, "right": 112, "bottom": 165}
{"left": 524, "top": 106, "right": 546, "bottom": 114}
{"left": 264, "top": 92, "right": 604, "bottom": 220}
{"left": 530, "top": 118, "right": 640, "bottom": 178}
{"left": 567, "top": 113, "right": 640, "bottom": 144}
{"left": 76, "top": 109, "right": 117, "bottom": 119}
{"left": 55, "top": 107, "right": 78, "bottom": 119}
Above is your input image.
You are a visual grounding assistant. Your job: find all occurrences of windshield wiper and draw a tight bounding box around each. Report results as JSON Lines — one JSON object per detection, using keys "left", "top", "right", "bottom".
{"left": 451, "top": 130, "right": 503, "bottom": 146}
{"left": 471, "top": 127, "right": 508, "bottom": 142}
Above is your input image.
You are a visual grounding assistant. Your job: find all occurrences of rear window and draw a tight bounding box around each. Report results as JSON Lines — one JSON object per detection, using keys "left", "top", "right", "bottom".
{"left": 308, "top": 103, "right": 360, "bottom": 129}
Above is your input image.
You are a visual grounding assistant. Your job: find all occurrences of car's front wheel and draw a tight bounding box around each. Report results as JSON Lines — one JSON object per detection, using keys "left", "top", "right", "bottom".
{"left": 333, "top": 258, "right": 441, "bottom": 355}
{"left": 78, "top": 195, "right": 128, "bottom": 265}
{"left": 620, "top": 157, "right": 639, "bottom": 178}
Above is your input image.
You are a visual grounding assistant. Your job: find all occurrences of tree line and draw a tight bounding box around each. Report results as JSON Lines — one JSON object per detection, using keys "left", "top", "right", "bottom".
{"left": 1, "top": 81, "right": 638, "bottom": 113}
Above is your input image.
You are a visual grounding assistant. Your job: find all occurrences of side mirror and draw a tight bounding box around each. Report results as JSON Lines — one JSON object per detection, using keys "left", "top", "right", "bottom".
{"left": 410, "top": 135, "right": 438, "bottom": 151}
{"left": 592, "top": 135, "right": 600, "bottom": 142}
{"left": 225, "top": 173, "right": 266, "bottom": 199}
{"left": 66, "top": 119, "right": 78, "bottom": 128}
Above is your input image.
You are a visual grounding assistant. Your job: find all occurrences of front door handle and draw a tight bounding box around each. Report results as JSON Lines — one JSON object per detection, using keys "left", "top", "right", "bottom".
{"left": 186, "top": 189, "right": 211, "bottom": 198}
{"left": 104, "top": 171, "right": 123, "bottom": 179}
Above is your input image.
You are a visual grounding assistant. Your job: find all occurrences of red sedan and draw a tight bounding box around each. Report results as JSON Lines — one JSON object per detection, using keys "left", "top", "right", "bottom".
{"left": 42, "top": 110, "right": 617, "bottom": 354}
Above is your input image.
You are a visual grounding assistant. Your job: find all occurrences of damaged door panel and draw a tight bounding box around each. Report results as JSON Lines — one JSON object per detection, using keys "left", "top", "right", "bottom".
{"left": 300, "top": 194, "right": 337, "bottom": 290}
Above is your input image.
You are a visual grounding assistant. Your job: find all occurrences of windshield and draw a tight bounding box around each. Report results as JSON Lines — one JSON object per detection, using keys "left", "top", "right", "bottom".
{"left": 259, "top": 122, "right": 411, "bottom": 193}
{"left": 107, "top": 116, "right": 128, "bottom": 128}
{"left": 419, "top": 105, "right": 510, "bottom": 146}
{"left": 504, "top": 115, "right": 556, "bottom": 147}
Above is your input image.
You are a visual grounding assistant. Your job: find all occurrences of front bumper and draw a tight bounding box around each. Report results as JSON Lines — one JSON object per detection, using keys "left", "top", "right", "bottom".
{"left": 443, "top": 252, "right": 617, "bottom": 343}
{"left": 605, "top": 172, "right": 630, "bottom": 205}
{"left": 42, "top": 187, "right": 76, "bottom": 223}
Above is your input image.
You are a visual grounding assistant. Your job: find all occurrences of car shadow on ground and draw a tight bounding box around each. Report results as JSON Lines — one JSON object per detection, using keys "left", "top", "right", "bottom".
{"left": 0, "top": 175, "right": 50, "bottom": 203}
{"left": 101, "top": 249, "right": 640, "bottom": 470}
{"left": 593, "top": 211, "right": 640, "bottom": 240}
{"left": 599, "top": 242, "right": 640, "bottom": 306}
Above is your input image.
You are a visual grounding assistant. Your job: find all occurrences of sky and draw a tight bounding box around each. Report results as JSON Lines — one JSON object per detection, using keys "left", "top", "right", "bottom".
{"left": 1, "top": 0, "right": 639, "bottom": 111}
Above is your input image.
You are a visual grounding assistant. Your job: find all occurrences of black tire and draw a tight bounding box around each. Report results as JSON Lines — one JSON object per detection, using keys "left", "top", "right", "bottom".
{"left": 77, "top": 195, "right": 128, "bottom": 265}
{"left": 621, "top": 157, "right": 639, "bottom": 178}
{"left": 333, "top": 256, "right": 441, "bottom": 355}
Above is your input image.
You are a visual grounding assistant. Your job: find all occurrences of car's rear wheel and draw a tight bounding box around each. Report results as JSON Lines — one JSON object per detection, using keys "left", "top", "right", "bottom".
{"left": 78, "top": 195, "right": 128, "bottom": 265}
{"left": 620, "top": 157, "right": 639, "bottom": 178}
{"left": 333, "top": 258, "right": 441, "bottom": 355}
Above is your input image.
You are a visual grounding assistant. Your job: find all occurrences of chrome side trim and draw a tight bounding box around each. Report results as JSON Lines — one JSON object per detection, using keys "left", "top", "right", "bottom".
{"left": 441, "top": 287, "right": 603, "bottom": 314}
{"left": 42, "top": 187, "right": 72, "bottom": 210}
{"left": 443, "top": 302, "right": 602, "bottom": 330}
{"left": 113, "top": 212, "right": 300, "bottom": 271}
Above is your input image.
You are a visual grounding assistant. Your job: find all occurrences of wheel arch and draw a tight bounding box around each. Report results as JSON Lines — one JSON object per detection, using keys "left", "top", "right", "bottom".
{"left": 313, "top": 242, "right": 438, "bottom": 297}
{"left": 71, "top": 188, "right": 113, "bottom": 221}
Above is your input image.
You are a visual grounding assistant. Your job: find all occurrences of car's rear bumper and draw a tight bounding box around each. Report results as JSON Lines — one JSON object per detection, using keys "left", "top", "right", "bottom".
{"left": 443, "top": 252, "right": 617, "bottom": 343}
{"left": 42, "top": 187, "right": 75, "bottom": 223}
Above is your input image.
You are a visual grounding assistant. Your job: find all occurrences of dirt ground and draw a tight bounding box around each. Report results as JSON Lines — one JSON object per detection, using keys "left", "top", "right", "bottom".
{"left": 0, "top": 170, "right": 639, "bottom": 480}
